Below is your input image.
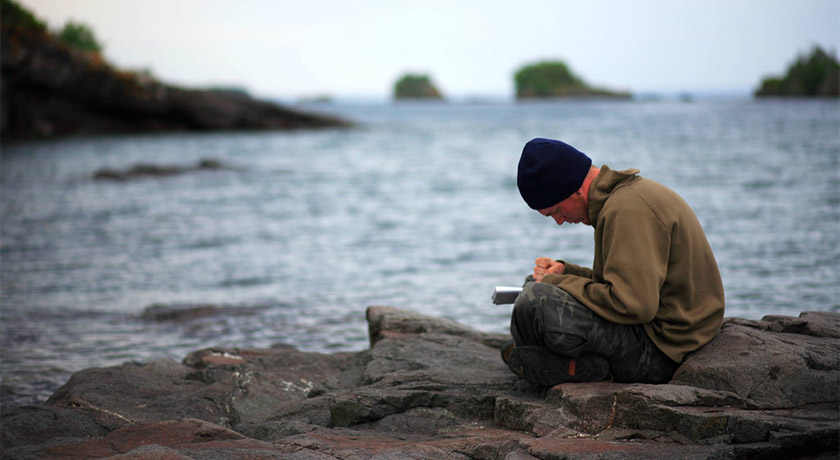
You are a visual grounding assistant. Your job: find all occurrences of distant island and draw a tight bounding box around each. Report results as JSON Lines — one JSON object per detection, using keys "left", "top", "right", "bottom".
{"left": 0, "top": 0, "right": 349, "bottom": 140}
{"left": 393, "top": 73, "right": 443, "bottom": 100}
{"left": 755, "top": 46, "right": 839, "bottom": 97}
{"left": 514, "top": 60, "right": 631, "bottom": 99}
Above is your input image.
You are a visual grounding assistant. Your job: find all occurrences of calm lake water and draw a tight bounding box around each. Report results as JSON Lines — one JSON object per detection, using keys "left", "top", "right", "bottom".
{"left": 1, "top": 98, "right": 838, "bottom": 406}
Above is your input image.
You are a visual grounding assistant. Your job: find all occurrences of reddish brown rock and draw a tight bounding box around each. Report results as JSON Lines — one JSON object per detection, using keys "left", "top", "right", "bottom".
{"left": 46, "top": 418, "right": 287, "bottom": 460}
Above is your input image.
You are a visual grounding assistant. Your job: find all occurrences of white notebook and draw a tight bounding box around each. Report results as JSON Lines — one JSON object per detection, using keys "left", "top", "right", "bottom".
{"left": 492, "top": 286, "right": 522, "bottom": 305}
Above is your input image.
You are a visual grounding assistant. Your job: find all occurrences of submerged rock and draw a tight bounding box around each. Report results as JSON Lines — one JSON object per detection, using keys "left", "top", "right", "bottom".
{"left": 140, "top": 303, "right": 262, "bottom": 322}
{"left": 1, "top": 306, "right": 837, "bottom": 459}
{"left": 93, "top": 158, "right": 238, "bottom": 181}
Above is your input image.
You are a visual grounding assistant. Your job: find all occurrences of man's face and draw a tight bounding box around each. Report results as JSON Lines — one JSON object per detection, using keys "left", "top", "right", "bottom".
{"left": 538, "top": 193, "right": 590, "bottom": 226}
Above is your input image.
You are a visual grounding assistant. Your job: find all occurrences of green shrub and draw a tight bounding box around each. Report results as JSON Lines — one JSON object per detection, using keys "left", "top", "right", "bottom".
{"left": 1, "top": 0, "right": 48, "bottom": 35}
{"left": 393, "top": 74, "right": 442, "bottom": 99}
{"left": 514, "top": 61, "right": 585, "bottom": 98}
{"left": 57, "top": 21, "right": 103, "bottom": 53}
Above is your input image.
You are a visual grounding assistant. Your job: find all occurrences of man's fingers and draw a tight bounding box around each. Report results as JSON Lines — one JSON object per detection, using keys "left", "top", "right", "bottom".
{"left": 545, "top": 261, "right": 565, "bottom": 275}
{"left": 535, "top": 257, "right": 553, "bottom": 268}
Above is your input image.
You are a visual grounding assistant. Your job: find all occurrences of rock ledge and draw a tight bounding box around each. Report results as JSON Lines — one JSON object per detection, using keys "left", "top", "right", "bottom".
{"left": 2, "top": 307, "right": 838, "bottom": 459}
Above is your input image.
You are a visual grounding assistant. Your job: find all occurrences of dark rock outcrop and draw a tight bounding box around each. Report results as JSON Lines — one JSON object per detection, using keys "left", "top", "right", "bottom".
{"left": 2, "top": 307, "right": 837, "bottom": 459}
{"left": 0, "top": 0, "right": 350, "bottom": 140}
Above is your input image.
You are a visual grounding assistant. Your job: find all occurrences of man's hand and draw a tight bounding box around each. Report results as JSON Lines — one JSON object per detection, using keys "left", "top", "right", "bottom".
{"left": 533, "top": 257, "right": 565, "bottom": 282}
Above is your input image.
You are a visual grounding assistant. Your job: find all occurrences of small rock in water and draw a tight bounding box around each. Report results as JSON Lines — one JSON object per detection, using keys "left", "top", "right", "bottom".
{"left": 93, "top": 158, "right": 236, "bottom": 181}
{"left": 141, "top": 303, "right": 260, "bottom": 322}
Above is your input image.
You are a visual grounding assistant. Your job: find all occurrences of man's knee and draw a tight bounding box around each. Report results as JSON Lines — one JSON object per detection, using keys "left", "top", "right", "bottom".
{"left": 511, "top": 283, "right": 593, "bottom": 356}
{"left": 512, "top": 291, "right": 538, "bottom": 325}
{"left": 511, "top": 283, "right": 543, "bottom": 346}
{"left": 536, "top": 284, "right": 597, "bottom": 356}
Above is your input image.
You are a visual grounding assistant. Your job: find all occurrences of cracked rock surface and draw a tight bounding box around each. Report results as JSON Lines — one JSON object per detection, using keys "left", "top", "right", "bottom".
{"left": 2, "top": 307, "right": 837, "bottom": 459}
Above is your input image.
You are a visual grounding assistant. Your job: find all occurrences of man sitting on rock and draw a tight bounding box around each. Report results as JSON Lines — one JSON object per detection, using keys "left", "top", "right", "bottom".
{"left": 502, "top": 138, "right": 725, "bottom": 386}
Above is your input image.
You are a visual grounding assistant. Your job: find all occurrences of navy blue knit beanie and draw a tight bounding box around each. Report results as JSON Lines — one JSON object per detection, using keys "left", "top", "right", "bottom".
{"left": 517, "top": 138, "right": 592, "bottom": 210}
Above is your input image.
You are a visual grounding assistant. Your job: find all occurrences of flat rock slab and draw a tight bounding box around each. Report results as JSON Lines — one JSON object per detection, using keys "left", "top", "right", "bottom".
{"left": 2, "top": 306, "right": 838, "bottom": 459}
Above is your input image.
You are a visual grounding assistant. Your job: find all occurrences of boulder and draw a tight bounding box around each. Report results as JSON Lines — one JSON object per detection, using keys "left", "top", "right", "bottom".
{"left": 671, "top": 312, "right": 839, "bottom": 409}
{"left": 2, "top": 307, "right": 837, "bottom": 459}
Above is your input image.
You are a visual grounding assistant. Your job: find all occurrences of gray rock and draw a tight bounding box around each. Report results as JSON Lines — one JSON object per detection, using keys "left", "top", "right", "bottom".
{"left": 671, "top": 313, "right": 840, "bottom": 408}
{"left": 45, "top": 358, "right": 230, "bottom": 430}
{"left": 366, "top": 304, "right": 511, "bottom": 349}
{"left": 2, "top": 307, "right": 837, "bottom": 460}
{"left": 0, "top": 405, "right": 107, "bottom": 460}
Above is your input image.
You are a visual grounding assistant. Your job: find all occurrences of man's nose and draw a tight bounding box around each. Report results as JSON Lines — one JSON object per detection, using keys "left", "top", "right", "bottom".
{"left": 553, "top": 215, "right": 565, "bottom": 225}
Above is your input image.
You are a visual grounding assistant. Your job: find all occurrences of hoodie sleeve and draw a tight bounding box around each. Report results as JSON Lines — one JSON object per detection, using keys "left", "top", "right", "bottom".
{"left": 556, "top": 260, "right": 594, "bottom": 279}
{"left": 542, "top": 194, "right": 669, "bottom": 324}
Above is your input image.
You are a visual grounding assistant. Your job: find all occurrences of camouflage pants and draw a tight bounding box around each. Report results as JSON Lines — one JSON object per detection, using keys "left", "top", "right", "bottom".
{"left": 510, "top": 281, "right": 680, "bottom": 383}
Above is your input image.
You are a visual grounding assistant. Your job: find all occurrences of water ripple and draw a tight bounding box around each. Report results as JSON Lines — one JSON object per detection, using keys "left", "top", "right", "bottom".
{"left": 2, "top": 99, "right": 838, "bottom": 407}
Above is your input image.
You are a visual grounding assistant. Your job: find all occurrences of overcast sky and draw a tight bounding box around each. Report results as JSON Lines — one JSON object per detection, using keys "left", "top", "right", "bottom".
{"left": 18, "top": 0, "right": 840, "bottom": 99}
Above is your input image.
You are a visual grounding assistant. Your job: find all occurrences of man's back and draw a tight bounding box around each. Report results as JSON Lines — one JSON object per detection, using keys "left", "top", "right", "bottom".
{"left": 547, "top": 166, "right": 725, "bottom": 362}
{"left": 508, "top": 138, "right": 724, "bottom": 386}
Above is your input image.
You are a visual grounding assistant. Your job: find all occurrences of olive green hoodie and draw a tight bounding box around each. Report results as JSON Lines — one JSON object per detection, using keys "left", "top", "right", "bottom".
{"left": 541, "top": 166, "right": 725, "bottom": 363}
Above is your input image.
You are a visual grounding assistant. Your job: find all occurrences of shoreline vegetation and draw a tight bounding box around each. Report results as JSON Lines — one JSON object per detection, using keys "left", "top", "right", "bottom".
{"left": 514, "top": 60, "right": 631, "bottom": 100}
{"left": 393, "top": 73, "right": 444, "bottom": 100}
{"left": 2, "top": 1, "right": 835, "bottom": 141}
{"left": 755, "top": 46, "right": 839, "bottom": 98}
{"left": 0, "top": 0, "right": 350, "bottom": 141}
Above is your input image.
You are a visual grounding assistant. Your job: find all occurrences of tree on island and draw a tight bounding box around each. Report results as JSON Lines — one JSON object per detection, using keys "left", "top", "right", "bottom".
{"left": 57, "top": 21, "right": 103, "bottom": 54}
{"left": 1, "top": 0, "right": 103, "bottom": 55}
{"left": 0, "top": 0, "right": 47, "bottom": 36}
{"left": 514, "top": 60, "right": 630, "bottom": 99}
{"left": 393, "top": 74, "right": 443, "bottom": 100}
{"left": 755, "top": 46, "right": 839, "bottom": 97}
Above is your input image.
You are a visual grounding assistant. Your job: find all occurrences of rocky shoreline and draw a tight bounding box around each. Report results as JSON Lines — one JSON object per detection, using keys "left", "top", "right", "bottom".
{"left": 0, "top": 2, "right": 350, "bottom": 140}
{"left": 1, "top": 306, "right": 837, "bottom": 459}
